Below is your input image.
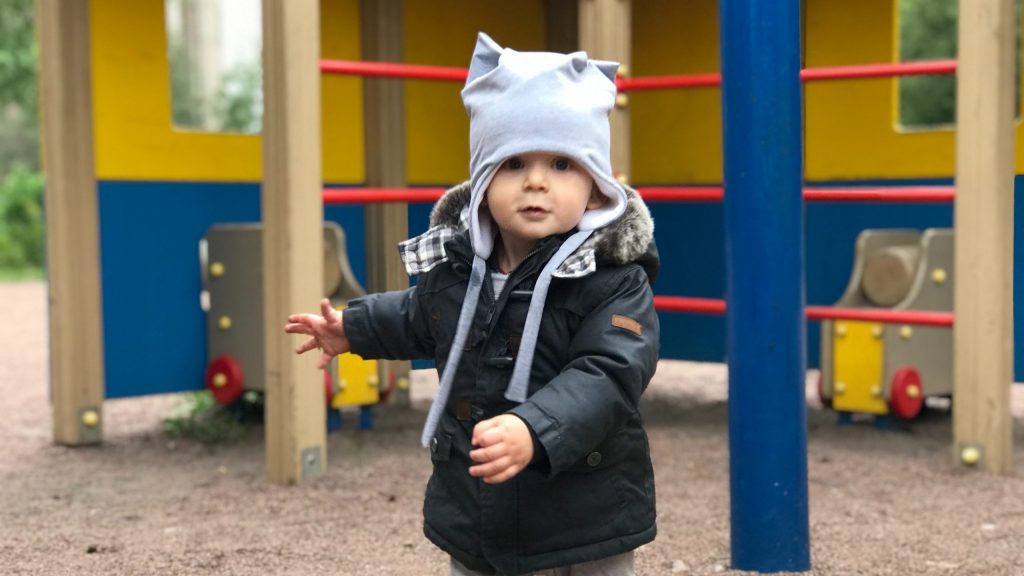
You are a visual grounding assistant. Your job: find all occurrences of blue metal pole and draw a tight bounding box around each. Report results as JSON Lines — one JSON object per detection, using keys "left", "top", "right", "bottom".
{"left": 719, "top": 0, "right": 810, "bottom": 572}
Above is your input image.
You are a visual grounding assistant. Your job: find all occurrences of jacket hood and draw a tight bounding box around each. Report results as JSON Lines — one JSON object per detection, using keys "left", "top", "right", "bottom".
{"left": 428, "top": 181, "right": 659, "bottom": 282}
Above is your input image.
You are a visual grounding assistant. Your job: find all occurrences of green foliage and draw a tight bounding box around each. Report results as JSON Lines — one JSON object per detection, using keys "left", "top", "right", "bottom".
{"left": 899, "top": 0, "right": 1021, "bottom": 128}
{"left": 0, "top": 163, "right": 44, "bottom": 269}
{"left": 899, "top": 0, "right": 959, "bottom": 127}
{"left": 0, "top": 0, "right": 38, "bottom": 118}
{"left": 163, "top": 391, "right": 253, "bottom": 445}
{"left": 214, "top": 61, "right": 263, "bottom": 133}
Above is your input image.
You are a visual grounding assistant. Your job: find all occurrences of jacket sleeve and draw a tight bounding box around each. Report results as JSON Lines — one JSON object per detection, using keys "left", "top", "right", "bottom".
{"left": 342, "top": 286, "right": 435, "bottom": 361}
{"left": 510, "top": 267, "right": 660, "bottom": 475}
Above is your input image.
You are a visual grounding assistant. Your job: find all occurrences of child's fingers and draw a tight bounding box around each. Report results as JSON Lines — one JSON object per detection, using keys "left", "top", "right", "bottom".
{"left": 317, "top": 350, "right": 332, "bottom": 370}
{"left": 471, "top": 419, "right": 501, "bottom": 446}
{"left": 284, "top": 322, "right": 312, "bottom": 334}
{"left": 481, "top": 465, "right": 522, "bottom": 485}
{"left": 469, "top": 455, "right": 513, "bottom": 479}
{"left": 320, "top": 299, "right": 336, "bottom": 320}
{"left": 295, "top": 337, "right": 320, "bottom": 354}
{"left": 469, "top": 442, "right": 504, "bottom": 463}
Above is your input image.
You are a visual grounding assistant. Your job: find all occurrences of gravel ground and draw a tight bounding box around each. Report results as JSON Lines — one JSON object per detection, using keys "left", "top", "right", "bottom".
{"left": 2, "top": 280, "right": 1024, "bottom": 575}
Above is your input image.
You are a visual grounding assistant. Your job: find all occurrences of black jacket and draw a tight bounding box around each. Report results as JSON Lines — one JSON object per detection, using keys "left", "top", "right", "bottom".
{"left": 343, "top": 183, "right": 660, "bottom": 575}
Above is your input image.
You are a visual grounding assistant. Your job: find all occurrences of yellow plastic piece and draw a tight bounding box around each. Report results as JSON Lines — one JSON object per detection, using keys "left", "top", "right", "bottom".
{"left": 218, "top": 316, "right": 232, "bottom": 331}
{"left": 209, "top": 262, "right": 225, "bottom": 278}
{"left": 328, "top": 304, "right": 380, "bottom": 409}
{"left": 931, "top": 268, "right": 947, "bottom": 284}
{"left": 82, "top": 410, "right": 100, "bottom": 427}
{"left": 833, "top": 320, "right": 888, "bottom": 415}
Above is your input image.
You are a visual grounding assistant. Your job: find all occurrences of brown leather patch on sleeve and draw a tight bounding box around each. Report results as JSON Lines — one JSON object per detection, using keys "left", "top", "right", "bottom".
{"left": 611, "top": 314, "right": 642, "bottom": 336}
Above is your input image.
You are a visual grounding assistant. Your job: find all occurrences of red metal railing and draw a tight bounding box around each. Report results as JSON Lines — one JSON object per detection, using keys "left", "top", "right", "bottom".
{"left": 654, "top": 296, "right": 954, "bottom": 326}
{"left": 320, "top": 58, "right": 958, "bottom": 92}
{"left": 322, "top": 186, "right": 956, "bottom": 205}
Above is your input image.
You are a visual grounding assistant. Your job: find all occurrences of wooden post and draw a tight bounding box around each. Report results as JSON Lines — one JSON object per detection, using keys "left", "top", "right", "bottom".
{"left": 545, "top": 0, "right": 579, "bottom": 53}
{"left": 360, "top": 0, "right": 411, "bottom": 403}
{"left": 953, "top": 0, "right": 1015, "bottom": 474}
{"left": 579, "top": 0, "right": 631, "bottom": 183}
{"left": 261, "top": 0, "right": 326, "bottom": 484}
{"left": 37, "top": 0, "right": 106, "bottom": 446}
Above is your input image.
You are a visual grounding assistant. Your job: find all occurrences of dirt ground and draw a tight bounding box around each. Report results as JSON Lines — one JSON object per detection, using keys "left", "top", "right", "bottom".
{"left": 2, "top": 280, "right": 1024, "bottom": 575}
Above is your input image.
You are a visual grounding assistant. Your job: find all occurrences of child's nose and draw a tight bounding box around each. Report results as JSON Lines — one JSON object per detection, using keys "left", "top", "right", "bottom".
{"left": 523, "top": 163, "right": 549, "bottom": 190}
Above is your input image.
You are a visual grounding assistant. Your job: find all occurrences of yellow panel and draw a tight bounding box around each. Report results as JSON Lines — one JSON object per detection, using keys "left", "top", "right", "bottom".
{"left": 91, "top": 0, "right": 363, "bottom": 183}
{"left": 322, "top": 0, "right": 365, "bottom": 184}
{"left": 832, "top": 321, "right": 888, "bottom": 415}
{"left": 404, "top": 0, "right": 546, "bottom": 185}
{"left": 632, "top": 0, "right": 722, "bottom": 184}
{"left": 331, "top": 352, "right": 380, "bottom": 407}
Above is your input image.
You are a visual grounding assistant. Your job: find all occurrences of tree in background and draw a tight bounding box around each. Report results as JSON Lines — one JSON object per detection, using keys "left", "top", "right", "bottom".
{"left": 899, "top": 0, "right": 1020, "bottom": 129}
{"left": 0, "top": 0, "right": 42, "bottom": 271}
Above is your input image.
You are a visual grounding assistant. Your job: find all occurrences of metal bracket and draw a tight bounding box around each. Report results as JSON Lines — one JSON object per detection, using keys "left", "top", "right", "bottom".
{"left": 78, "top": 406, "right": 102, "bottom": 445}
{"left": 301, "top": 446, "right": 323, "bottom": 480}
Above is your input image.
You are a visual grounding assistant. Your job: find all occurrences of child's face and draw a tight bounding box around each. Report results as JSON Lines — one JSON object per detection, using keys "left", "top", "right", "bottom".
{"left": 485, "top": 153, "right": 605, "bottom": 249}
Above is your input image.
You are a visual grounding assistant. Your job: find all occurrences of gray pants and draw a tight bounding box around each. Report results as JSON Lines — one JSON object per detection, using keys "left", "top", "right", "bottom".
{"left": 450, "top": 551, "right": 635, "bottom": 576}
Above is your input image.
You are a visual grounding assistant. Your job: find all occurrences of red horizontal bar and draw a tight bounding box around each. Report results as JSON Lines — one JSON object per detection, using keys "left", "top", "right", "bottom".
{"left": 805, "top": 306, "right": 954, "bottom": 327}
{"left": 323, "top": 186, "right": 954, "bottom": 205}
{"left": 320, "top": 59, "right": 956, "bottom": 93}
{"left": 803, "top": 186, "right": 955, "bottom": 203}
{"left": 320, "top": 60, "right": 468, "bottom": 82}
{"left": 618, "top": 73, "right": 723, "bottom": 92}
{"left": 323, "top": 187, "right": 446, "bottom": 204}
{"left": 801, "top": 59, "right": 957, "bottom": 82}
{"left": 654, "top": 297, "right": 953, "bottom": 327}
{"left": 654, "top": 296, "right": 726, "bottom": 315}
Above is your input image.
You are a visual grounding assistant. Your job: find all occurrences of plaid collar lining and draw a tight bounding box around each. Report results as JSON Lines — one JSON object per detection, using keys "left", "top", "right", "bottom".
{"left": 398, "top": 225, "right": 597, "bottom": 279}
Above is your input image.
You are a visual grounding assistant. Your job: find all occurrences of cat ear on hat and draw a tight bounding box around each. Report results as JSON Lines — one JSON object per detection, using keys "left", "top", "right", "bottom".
{"left": 593, "top": 60, "right": 620, "bottom": 83}
{"left": 466, "top": 32, "right": 504, "bottom": 85}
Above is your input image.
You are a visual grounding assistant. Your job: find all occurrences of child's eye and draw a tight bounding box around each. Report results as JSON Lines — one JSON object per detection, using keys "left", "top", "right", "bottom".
{"left": 504, "top": 157, "right": 524, "bottom": 170}
{"left": 552, "top": 157, "right": 572, "bottom": 171}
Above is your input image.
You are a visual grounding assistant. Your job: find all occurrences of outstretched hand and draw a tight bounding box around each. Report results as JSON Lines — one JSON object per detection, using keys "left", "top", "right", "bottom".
{"left": 468, "top": 414, "right": 534, "bottom": 484}
{"left": 284, "top": 298, "right": 351, "bottom": 369}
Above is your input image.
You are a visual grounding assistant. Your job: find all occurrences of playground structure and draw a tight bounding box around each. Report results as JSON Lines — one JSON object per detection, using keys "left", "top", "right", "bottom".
{"left": 36, "top": 0, "right": 1016, "bottom": 572}
{"left": 819, "top": 228, "right": 955, "bottom": 422}
{"left": 201, "top": 223, "right": 383, "bottom": 428}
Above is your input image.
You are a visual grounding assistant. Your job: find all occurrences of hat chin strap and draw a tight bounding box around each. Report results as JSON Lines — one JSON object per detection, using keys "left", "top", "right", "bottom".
{"left": 505, "top": 228, "right": 593, "bottom": 403}
{"left": 420, "top": 255, "right": 486, "bottom": 447}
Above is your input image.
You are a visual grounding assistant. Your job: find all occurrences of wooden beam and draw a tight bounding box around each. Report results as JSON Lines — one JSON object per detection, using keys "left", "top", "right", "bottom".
{"left": 579, "top": 0, "right": 631, "bottom": 183}
{"left": 545, "top": 0, "right": 579, "bottom": 53}
{"left": 953, "top": 0, "right": 1015, "bottom": 474}
{"left": 37, "top": 0, "right": 105, "bottom": 446}
{"left": 261, "top": 0, "right": 326, "bottom": 484}
{"left": 360, "top": 0, "right": 411, "bottom": 403}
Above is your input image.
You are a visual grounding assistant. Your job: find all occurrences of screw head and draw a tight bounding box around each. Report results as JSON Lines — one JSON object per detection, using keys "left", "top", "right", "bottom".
{"left": 82, "top": 410, "right": 100, "bottom": 427}
{"left": 835, "top": 381, "right": 847, "bottom": 394}
{"left": 218, "top": 316, "right": 232, "bottom": 331}
{"left": 615, "top": 94, "right": 630, "bottom": 108}
{"left": 931, "top": 268, "right": 947, "bottom": 284}
{"left": 209, "top": 262, "right": 225, "bottom": 278}
{"left": 961, "top": 446, "right": 981, "bottom": 466}
{"left": 212, "top": 373, "right": 228, "bottom": 388}
{"left": 900, "top": 325, "right": 913, "bottom": 340}
{"left": 836, "top": 323, "right": 847, "bottom": 338}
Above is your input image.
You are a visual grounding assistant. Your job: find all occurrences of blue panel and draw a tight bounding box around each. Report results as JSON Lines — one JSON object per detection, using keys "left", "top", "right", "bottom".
{"left": 99, "top": 181, "right": 366, "bottom": 399}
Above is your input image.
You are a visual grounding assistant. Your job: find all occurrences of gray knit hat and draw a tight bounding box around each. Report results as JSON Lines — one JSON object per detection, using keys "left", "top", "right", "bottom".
{"left": 421, "top": 32, "right": 628, "bottom": 447}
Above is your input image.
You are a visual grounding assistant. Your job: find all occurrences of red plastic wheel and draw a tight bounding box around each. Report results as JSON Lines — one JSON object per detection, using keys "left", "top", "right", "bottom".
{"left": 324, "top": 369, "right": 334, "bottom": 407}
{"left": 205, "top": 355, "right": 244, "bottom": 405}
{"left": 889, "top": 367, "right": 924, "bottom": 420}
